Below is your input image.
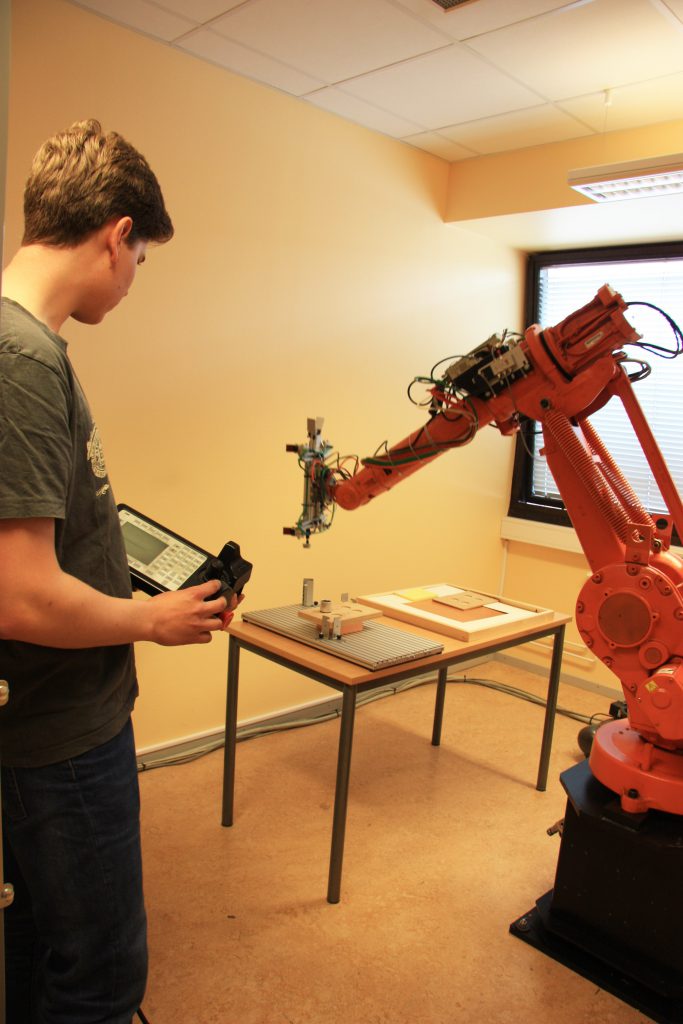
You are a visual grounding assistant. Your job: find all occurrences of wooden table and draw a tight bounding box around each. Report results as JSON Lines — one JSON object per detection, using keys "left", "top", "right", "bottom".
{"left": 221, "top": 611, "right": 569, "bottom": 903}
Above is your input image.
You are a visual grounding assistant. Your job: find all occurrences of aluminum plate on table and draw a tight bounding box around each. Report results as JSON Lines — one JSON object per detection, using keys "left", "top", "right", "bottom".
{"left": 241, "top": 605, "right": 443, "bottom": 670}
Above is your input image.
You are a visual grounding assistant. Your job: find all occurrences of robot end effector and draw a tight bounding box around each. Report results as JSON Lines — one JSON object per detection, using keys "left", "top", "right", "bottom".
{"left": 283, "top": 417, "right": 335, "bottom": 547}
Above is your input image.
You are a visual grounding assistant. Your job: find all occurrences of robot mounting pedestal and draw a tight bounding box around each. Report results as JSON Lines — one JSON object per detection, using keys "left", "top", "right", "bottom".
{"left": 511, "top": 759, "right": 683, "bottom": 1024}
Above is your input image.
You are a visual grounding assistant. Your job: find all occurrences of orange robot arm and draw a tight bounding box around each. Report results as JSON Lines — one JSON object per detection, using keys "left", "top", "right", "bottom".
{"left": 285, "top": 286, "right": 683, "bottom": 814}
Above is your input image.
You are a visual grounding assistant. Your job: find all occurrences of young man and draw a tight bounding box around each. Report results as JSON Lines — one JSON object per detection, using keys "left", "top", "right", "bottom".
{"left": 0, "top": 120, "right": 231, "bottom": 1023}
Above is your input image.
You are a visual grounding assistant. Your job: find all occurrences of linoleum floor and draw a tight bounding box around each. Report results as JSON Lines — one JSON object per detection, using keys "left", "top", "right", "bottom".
{"left": 138, "top": 660, "right": 652, "bottom": 1024}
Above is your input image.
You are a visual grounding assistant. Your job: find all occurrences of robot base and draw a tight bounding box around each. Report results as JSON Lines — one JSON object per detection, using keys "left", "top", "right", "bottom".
{"left": 510, "top": 759, "right": 683, "bottom": 1024}
{"left": 590, "top": 719, "right": 683, "bottom": 815}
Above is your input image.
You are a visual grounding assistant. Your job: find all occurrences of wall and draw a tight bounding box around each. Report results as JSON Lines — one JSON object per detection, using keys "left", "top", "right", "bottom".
{"left": 501, "top": 541, "right": 617, "bottom": 696}
{"left": 446, "top": 118, "right": 683, "bottom": 220}
{"left": 5, "top": 0, "right": 525, "bottom": 749}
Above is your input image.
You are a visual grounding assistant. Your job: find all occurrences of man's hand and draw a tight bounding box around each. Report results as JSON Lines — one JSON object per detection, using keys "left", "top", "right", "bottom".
{"left": 146, "top": 579, "right": 228, "bottom": 646}
{"left": 219, "top": 591, "right": 245, "bottom": 631}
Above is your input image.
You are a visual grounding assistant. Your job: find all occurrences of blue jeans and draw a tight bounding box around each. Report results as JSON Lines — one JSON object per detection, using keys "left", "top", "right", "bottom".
{"left": 2, "top": 719, "right": 147, "bottom": 1023}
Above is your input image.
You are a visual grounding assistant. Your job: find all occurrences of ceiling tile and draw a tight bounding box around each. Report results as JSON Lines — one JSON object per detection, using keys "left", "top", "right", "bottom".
{"left": 156, "top": 0, "right": 244, "bottom": 22}
{"left": 177, "top": 28, "right": 325, "bottom": 95}
{"left": 72, "top": 0, "right": 196, "bottom": 40}
{"left": 656, "top": 0, "right": 683, "bottom": 23}
{"left": 66, "top": 0, "right": 683, "bottom": 162}
{"left": 558, "top": 72, "right": 683, "bottom": 132}
{"left": 390, "top": 0, "right": 580, "bottom": 40}
{"left": 339, "top": 44, "right": 541, "bottom": 130}
{"left": 402, "top": 131, "right": 477, "bottom": 160}
{"left": 440, "top": 104, "right": 593, "bottom": 153}
{"left": 209, "top": 0, "right": 451, "bottom": 84}
{"left": 467, "top": 0, "right": 683, "bottom": 101}
{"left": 304, "top": 88, "right": 425, "bottom": 137}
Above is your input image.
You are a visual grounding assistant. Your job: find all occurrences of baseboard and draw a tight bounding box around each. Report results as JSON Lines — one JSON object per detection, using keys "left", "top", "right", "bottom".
{"left": 135, "top": 655, "right": 490, "bottom": 767}
{"left": 494, "top": 652, "right": 622, "bottom": 701}
{"left": 136, "top": 692, "right": 342, "bottom": 766}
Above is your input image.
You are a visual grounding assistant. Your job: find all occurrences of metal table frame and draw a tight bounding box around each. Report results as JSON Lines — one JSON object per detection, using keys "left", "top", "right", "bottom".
{"left": 221, "top": 617, "right": 567, "bottom": 903}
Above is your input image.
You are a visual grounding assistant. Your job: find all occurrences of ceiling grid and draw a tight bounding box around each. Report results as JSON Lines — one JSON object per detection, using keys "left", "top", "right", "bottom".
{"left": 68, "top": 0, "right": 683, "bottom": 162}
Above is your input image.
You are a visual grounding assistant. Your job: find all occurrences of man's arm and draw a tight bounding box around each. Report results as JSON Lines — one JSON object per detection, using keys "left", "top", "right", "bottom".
{"left": 0, "top": 518, "right": 228, "bottom": 648}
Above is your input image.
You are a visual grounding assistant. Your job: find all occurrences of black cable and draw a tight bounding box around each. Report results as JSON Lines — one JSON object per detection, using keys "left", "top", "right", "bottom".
{"left": 446, "top": 673, "right": 592, "bottom": 725}
{"left": 430, "top": 353, "right": 464, "bottom": 378}
{"left": 538, "top": 328, "right": 573, "bottom": 381}
{"left": 626, "top": 301, "right": 683, "bottom": 358}
{"left": 363, "top": 408, "right": 479, "bottom": 466}
{"left": 137, "top": 1009, "right": 151, "bottom": 1024}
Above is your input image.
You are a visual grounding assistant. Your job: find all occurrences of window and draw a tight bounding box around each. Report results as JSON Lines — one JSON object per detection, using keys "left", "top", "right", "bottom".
{"left": 508, "top": 242, "right": 683, "bottom": 540}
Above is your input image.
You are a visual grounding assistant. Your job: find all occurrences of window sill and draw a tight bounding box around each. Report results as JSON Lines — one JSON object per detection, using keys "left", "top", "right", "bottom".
{"left": 501, "top": 515, "right": 683, "bottom": 558}
{"left": 501, "top": 516, "right": 583, "bottom": 554}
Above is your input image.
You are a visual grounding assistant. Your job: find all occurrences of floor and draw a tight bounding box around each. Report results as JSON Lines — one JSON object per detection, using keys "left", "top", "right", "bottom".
{"left": 138, "top": 660, "right": 654, "bottom": 1024}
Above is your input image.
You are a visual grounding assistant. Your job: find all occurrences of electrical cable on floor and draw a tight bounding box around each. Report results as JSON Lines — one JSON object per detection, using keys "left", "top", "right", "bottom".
{"left": 136, "top": 672, "right": 596, "bottom": 773}
{"left": 447, "top": 673, "right": 593, "bottom": 724}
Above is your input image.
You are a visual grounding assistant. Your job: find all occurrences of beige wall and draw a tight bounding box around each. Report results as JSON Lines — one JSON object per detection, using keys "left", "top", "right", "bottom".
{"left": 446, "top": 118, "right": 683, "bottom": 219}
{"left": 6, "top": 0, "right": 526, "bottom": 748}
{"left": 502, "top": 543, "right": 617, "bottom": 696}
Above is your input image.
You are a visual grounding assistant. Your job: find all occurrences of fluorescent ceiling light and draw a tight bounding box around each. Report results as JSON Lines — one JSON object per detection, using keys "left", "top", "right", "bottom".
{"left": 430, "top": 0, "right": 480, "bottom": 9}
{"left": 568, "top": 153, "right": 683, "bottom": 203}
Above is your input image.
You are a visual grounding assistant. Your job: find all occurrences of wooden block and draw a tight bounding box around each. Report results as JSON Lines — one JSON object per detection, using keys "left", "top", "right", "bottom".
{"left": 434, "top": 592, "right": 491, "bottom": 611}
{"left": 298, "top": 601, "right": 381, "bottom": 636}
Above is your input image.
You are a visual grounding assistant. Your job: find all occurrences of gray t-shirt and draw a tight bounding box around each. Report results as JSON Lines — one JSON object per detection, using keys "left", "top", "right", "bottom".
{"left": 0, "top": 297, "right": 138, "bottom": 767}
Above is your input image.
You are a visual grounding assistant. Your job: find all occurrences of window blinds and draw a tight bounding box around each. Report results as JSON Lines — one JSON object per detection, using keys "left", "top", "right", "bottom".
{"left": 532, "top": 259, "right": 683, "bottom": 515}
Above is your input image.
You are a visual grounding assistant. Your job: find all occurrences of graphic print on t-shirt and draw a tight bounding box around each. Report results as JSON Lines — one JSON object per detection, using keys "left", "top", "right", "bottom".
{"left": 87, "top": 424, "right": 110, "bottom": 498}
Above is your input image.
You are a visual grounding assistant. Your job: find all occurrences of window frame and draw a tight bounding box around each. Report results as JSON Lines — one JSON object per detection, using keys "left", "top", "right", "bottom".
{"left": 507, "top": 240, "right": 683, "bottom": 535}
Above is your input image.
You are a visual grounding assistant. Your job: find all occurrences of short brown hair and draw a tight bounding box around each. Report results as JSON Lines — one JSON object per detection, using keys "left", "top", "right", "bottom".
{"left": 22, "top": 119, "right": 174, "bottom": 246}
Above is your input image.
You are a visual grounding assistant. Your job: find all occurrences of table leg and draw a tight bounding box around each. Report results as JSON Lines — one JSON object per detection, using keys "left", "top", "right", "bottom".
{"left": 536, "top": 624, "right": 566, "bottom": 792}
{"left": 221, "top": 635, "right": 240, "bottom": 827}
{"left": 431, "top": 667, "right": 448, "bottom": 746}
{"left": 327, "top": 687, "right": 357, "bottom": 904}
